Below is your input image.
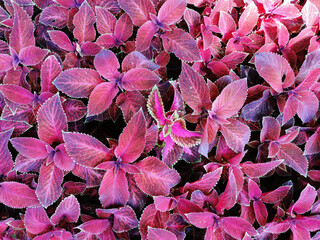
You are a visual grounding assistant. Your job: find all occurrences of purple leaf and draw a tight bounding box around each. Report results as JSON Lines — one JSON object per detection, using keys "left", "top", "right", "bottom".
{"left": 0, "top": 128, "right": 13, "bottom": 176}
{"left": 260, "top": 116, "right": 281, "bottom": 142}
{"left": 73, "top": 1, "right": 96, "bottom": 44}
{"left": 0, "top": 84, "right": 35, "bottom": 105}
{"left": 134, "top": 157, "right": 181, "bottom": 196}
{"left": 24, "top": 207, "right": 52, "bottom": 234}
{"left": 36, "top": 163, "right": 64, "bottom": 208}
{"left": 50, "top": 195, "right": 80, "bottom": 224}
{"left": 122, "top": 51, "right": 159, "bottom": 72}
{"left": 0, "top": 54, "right": 13, "bottom": 72}
{"left": 216, "top": 169, "right": 237, "bottom": 212}
{"left": 179, "top": 62, "right": 211, "bottom": 113}
{"left": 122, "top": 68, "right": 160, "bottom": 91}
{"left": 19, "top": 46, "right": 48, "bottom": 66}
{"left": 0, "top": 181, "right": 40, "bottom": 208}
{"left": 304, "top": 129, "right": 320, "bottom": 155}
{"left": 87, "top": 82, "right": 118, "bottom": 116}
{"left": 39, "top": 6, "right": 68, "bottom": 29}
{"left": 99, "top": 168, "right": 129, "bottom": 208}
{"left": 37, "top": 93, "right": 67, "bottom": 144}
{"left": 114, "top": 110, "right": 146, "bottom": 163}
{"left": 40, "top": 55, "right": 61, "bottom": 93}
{"left": 63, "top": 131, "right": 110, "bottom": 168}
{"left": 136, "top": 21, "right": 157, "bottom": 52}
{"left": 10, "top": 3, "right": 34, "bottom": 53}
{"left": 94, "top": 49, "right": 120, "bottom": 80}
{"left": 62, "top": 99, "right": 87, "bottom": 122}
{"left": 10, "top": 137, "right": 48, "bottom": 159}
{"left": 53, "top": 68, "right": 104, "bottom": 98}
{"left": 162, "top": 28, "right": 201, "bottom": 62}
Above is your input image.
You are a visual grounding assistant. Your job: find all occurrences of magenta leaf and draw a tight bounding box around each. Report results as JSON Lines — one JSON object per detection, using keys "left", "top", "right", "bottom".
{"left": 148, "top": 227, "right": 177, "bottom": 240}
{"left": 211, "top": 79, "right": 247, "bottom": 119}
{"left": 62, "top": 99, "right": 87, "bottom": 122}
{"left": 134, "top": 157, "right": 181, "bottom": 196}
{"left": 237, "top": 2, "right": 258, "bottom": 36}
{"left": 114, "top": 109, "right": 146, "bottom": 163}
{"left": 10, "top": 137, "right": 48, "bottom": 159}
{"left": 116, "top": 91, "right": 147, "bottom": 123}
{"left": 118, "top": 0, "right": 155, "bottom": 26}
{"left": 241, "top": 160, "right": 283, "bottom": 178}
{"left": 94, "top": 49, "right": 120, "bottom": 80}
{"left": 24, "top": 206, "right": 52, "bottom": 235}
{"left": 170, "top": 119, "right": 201, "bottom": 148}
{"left": 122, "top": 51, "right": 159, "bottom": 72}
{"left": 113, "top": 13, "right": 133, "bottom": 43}
{"left": 40, "top": 55, "right": 61, "bottom": 93}
{"left": 0, "top": 84, "right": 35, "bottom": 105}
{"left": 53, "top": 68, "right": 104, "bottom": 98}
{"left": 255, "top": 52, "right": 294, "bottom": 93}
{"left": 157, "top": 0, "right": 186, "bottom": 26}
{"left": 154, "top": 196, "right": 177, "bottom": 212}
{"left": 18, "top": 46, "right": 48, "bottom": 66}
{"left": 36, "top": 163, "right": 64, "bottom": 208}
{"left": 122, "top": 68, "right": 160, "bottom": 91}
{"left": 10, "top": 2, "right": 34, "bottom": 53}
{"left": 277, "top": 143, "right": 308, "bottom": 177}
{"left": 73, "top": 1, "right": 96, "bottom": 44}
{"left": 53, "top": 144, "right": 75, "bottom": 171}
{"left": 0, "top": 182, "right": 40, "bottom": 208}
{"left": 39, "top": 6, "right": 68, "bottom": 29}
{"left": 77, "top": 219, "right": 110, "bottom": 234}
{"left": 63, "top": 131, "right": 110, "bottom": 168}
{"left": 304, "top": 129, "right": 320, "bottom": 155}
{"left": 179, "top": 62, "right": 211, "bottom": 113}
{"left": 147, "top": 86, "right": 166, "bottom": 126}
{"left": 48, "top": 30, "right": 75, "bottom": 52}
{"left": 162, "top": 28, "right": 201, "bottom": 62}
{"left": 87, "top": 82, "right": 119, "bottom": 116}
{"left": 296, "top": 91, "right": 319, "bottom": 123}
{"left": 261, "top": 185, "right": 292, "bottom": 204}
{"left": 220, "top": 217, "right": 257, "bottom": 239}
{"left": 50, "top": 195, "right": 80, "bottom": 224}
{"left": 186, "top": 212, "right": 215, "bottom": 228}
{"left": 136, "top": 21, "right": 158, "bottom": 52}
{"left": 253, "top": 199, "right": 268, "bottom": 226}
{"left": 37, "top": 93, "right": 67, "bottom": 144}
{"left": 95, "top": 6, "right": 116, "bottom": 34}
{"left": 216, "top": 169, "right": 237, "bottom": 212}
{"left": 260, "top": 116, "right": 281, "bottom": 142}
{"left": 0, "top": 54, "right": 13, "bottom": 72}
{"left": 99, "top": 168, "right": 129, "bottom": 208}
{"left": 248, "top": 179, "right": 262, "bottom": 199}
{"left": 292, "top": 184, "right": 317, "bottom": 214}
{"left": 0, "top": 128, "right": 13, "bottom": 176}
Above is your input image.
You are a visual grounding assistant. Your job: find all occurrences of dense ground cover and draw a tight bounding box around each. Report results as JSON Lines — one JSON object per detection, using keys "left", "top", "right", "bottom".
{"left": 0, "top": 0, "right": 320, "bottom": 239}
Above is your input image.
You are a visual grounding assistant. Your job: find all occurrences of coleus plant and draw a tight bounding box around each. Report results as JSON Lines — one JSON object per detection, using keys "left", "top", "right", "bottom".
{"left": 0, "top": 0, "right": 319, "bottom": 239}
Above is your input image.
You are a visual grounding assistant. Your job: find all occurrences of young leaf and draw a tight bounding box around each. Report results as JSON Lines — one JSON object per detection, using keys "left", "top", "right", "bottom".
{"left": 50, "top": 195, "right": 80, "bottom": 224}
{"left": 94, "top": 49, "right": 120, "bottom": 80}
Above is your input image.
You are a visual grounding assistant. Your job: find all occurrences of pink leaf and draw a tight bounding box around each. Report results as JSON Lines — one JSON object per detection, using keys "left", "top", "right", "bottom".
{"left": 134, "top": 157, "right": 181, "bottom": 196}
{"left": 39, "top": 6, "right": 68, "bottom": 29}
{"left": 53, "top": 68, "right": 104, "bottom": 98}
{"left": 36, "top": 163, "right": 64, "bottom": 208}
{"left": 118, "top": 0, "right": 155, "bottom": 26}
{"left": 0, "top": 54, "right": 13, "bottom": 72}
{"left": 296, "top": 91, "right": 319, "bottom": 123}
{"left": 248, "top": 179, "right": 262, "bottom": 199}
{"left": 260, "top": 117, "right": 280, "bottom": 142}
{"left": 186, "top": 212, "right": 215, "bottom": 228}
{"left": 157, "top": 0, "right": 186, "bottom": 26}
{"left": 183, "top": 167, "right": 223, "bottom": 194}
{"left": 147, "top": 86, "right": 166, "bottom": 126}
{"left": 87, "top": 82, "right": 119, "bottom": 116}
{"left": 24, "top": 207, "right": 52, "bottom": 234}
{"left": 255, "top": 52, "right": 294, "bottom": 93}
{"left": 62, "top": 99, "right": 87, "bottom": 122}
{"left": 241, "top": 160, "right": 283, "bottom": 178}
{"left": 40, "top": 55, "right": 61, "bottom": 93}
{"left": 304, "top": 129, "right": 320, "bottom": 155}
{"left": 114, "top": 110, "right": 146, "bottom": 163}
{"left": 154, "top": 196, "right": 177, "bottom": 212}
{"left": 261, "top": 185, "right": 292, "bottom": 204}
{"left": 220, "top": 217, "right": 257, "bottom": 239}
{"left": 216, "top": 169, "right": 237, "bottom": 212}
{"left": 135, "top": 21, "right": 158, "bottom": 52}
{"left": 95, "top": 6, "right": 116, "bottom": 34}
{"left": 94, "top": 49, "right": 120, "bottom": 80}
{"left": 50, "top": 195, "right": 80, "bottom": 224}
{"left": 77, "top": 219, "right": 110, "bottom": 234}
{"left": 37, "top": 93, "right": 67, "bottom": 144}
{"left": 161, "top": 135, "right": 183, "bottom": 166}
{"left": 10, "top": 137, "right": 48, "bottom": 159}
{"left": 0, "top": 182, "right": 39, "bottom": 208}
{"left": 170, "top": 119, "right": 201, "bottom": 148}
{"left": 184, "top": 8, "right": 201, "bottom": 38}
{"left": 220, "top": 118, "right": 250, "bottom": 153}
{"left": 99, "top": 168, "right": 129, "bottom": 208}
{"left": 220, "top": 52, "right": 248, "bottom": 69}
{"left": 19, "top": 46, "right": 48, "bottom": 66}
{"left": 211, "top": 79, "right": 247, "bottom": 119}
{"left": 63, "top": 131, "right": 110, "bottom": 168}
{"left": 122, "top": 68, "right": 160, "bottom": 91}
{"left": 238, "top": 2, "right": 258, "bottom": 36}
{"left": 292, "top": 184, "right": 317, "bottom": 214}
{"left": 179, "top": 62, "right": 211, "bottom": 113}
{"left": 218, "top": 11, "right": 236, "bottom": 40}
{"left": 53, "top": 143, "right": 75, "bottom": 171}
{"left": 10, "top": 3, "right": 34, "bottom": 53}
{"left": 283, "top": 94, "right": 298, "bottom": 124}
{"left": 162, "top": 28, "right": 201, "bottom": 62}
{"left": 73, "top": 1, "right": 96, "bottom": 44}
{"left": 0, "top": 129, "right": 13, "bottom": 176}
{"left": 114, "top": 13, "right": 133, "bottom": 42}
{"left": 122, "top": 51, "right": 159, "bottom": 72}
{"left": 294, "top": 68, "right": 320, "bottom": 92}
{"left": 0, "top": 84, "right": 34, "bottom": 105}
{"left": 48, "top": 30, "right": 75, "bottom": 52}
{"left": 148, "top": 227, "right": 177, "bottom": 240}
{"left": 277, "top": 143, "right": 308, "bottom": 177}
{"left": 116, "top": 91, "right": 147, "bottom": 123}
{"left": 198, "top": 117, "right": 219, "bottom": 157}
{"left": 253, "top": 199, "right": 268, "bottom": 226}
